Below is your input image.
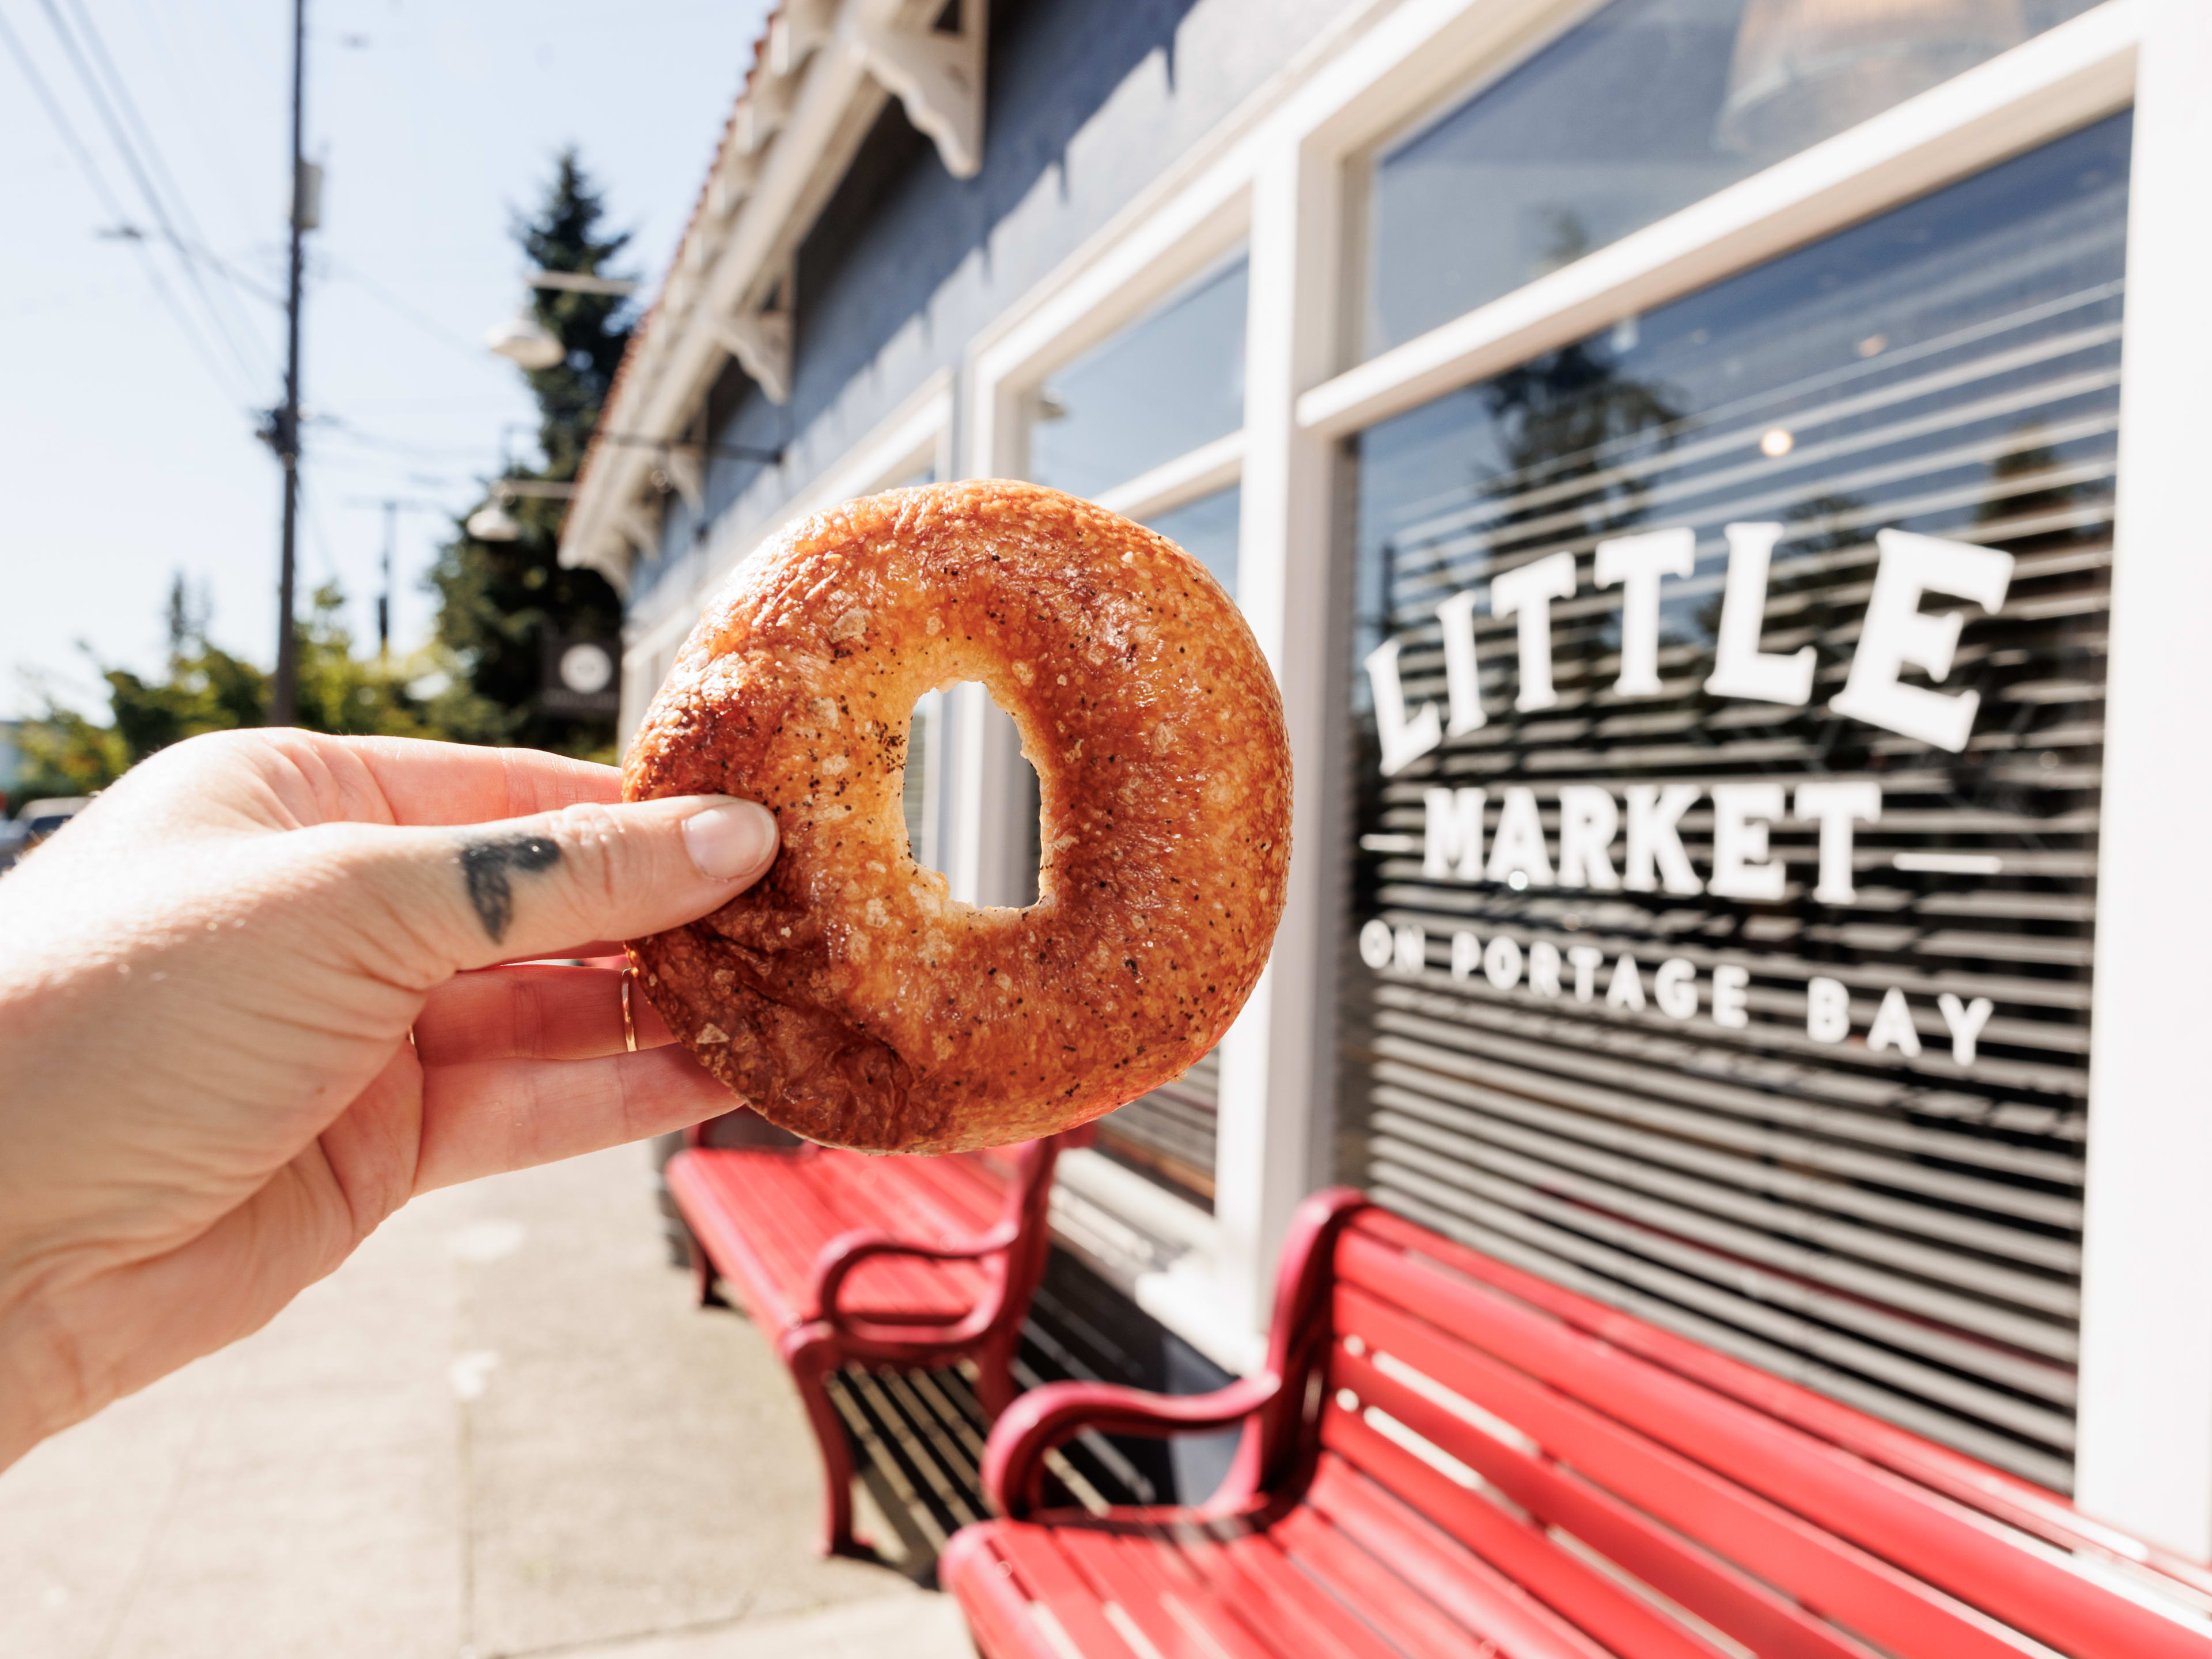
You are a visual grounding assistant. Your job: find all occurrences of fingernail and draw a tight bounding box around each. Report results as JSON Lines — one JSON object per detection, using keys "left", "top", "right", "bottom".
{"left": 682, "top": 800, "right": 779, "bottom": 880}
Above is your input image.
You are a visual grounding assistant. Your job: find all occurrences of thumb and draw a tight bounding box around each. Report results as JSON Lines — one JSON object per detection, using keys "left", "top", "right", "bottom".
{"left": 324, "top": 795, "right": 778, "bottom": 975}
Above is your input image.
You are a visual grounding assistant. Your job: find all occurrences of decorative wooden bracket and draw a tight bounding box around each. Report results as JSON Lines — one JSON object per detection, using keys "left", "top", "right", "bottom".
{"left": 714, "top": 303, "right": 793, "bottom": 404}
{"left": 770, "top": 0, "right": 837, "bottom": 76}
{"left": 657, "top": 445, "right": 704, "bottom": 512}
{"left": 612, "top": 500, "right": 662, "bottom": 564}
{"left": 707, "top": 145, "right": 759, "bottom": 220}
{"left": 737, "top": 67, "right": 795, "bottom": 154}
{"left": 850, "top": 1, "right": 985, "bottom": 180}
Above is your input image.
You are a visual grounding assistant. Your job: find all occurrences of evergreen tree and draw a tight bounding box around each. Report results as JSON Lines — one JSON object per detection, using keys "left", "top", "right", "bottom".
{"left": 426, "top": 150, "right": 632, "bottom": 759}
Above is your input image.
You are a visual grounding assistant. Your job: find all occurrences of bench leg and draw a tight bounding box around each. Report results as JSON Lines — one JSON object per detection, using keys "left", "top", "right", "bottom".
{"left": 686, "top": 1230, "right": 730, "bottom": 1310}
{"left": 974, "top": 1325, "right": 1021, "bottom": 1421}
{"left": 781, "top": 1328, "right": 861, "bottom": 1557}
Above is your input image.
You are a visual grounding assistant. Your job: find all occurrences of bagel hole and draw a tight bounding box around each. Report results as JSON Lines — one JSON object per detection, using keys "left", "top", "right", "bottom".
{"left": 902, "top": 687, "right": 948, "bottom": 876}
{"left": 1016, "top": 751, "right": 1043, "bottom": 909}
{"left": 906, "top": 685, "right": 1045, "bottom": 907}
{"left": 983, "top": 692, "right": 1045, "bottom": 908}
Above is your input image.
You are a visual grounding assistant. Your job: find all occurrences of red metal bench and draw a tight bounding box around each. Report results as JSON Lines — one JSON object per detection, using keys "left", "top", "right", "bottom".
{"left": 666, "top": 1129, "right": 1073, "bottom": 1556}
{"left": 946, "top": 1187, "right": 2212, "bottom": 1658}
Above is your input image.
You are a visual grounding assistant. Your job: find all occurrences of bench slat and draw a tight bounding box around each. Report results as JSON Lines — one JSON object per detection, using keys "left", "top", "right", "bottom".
{"left": 1049, "top": 1522, "right": 1283, "bottom": 1659}
{"left": 1351, "top": 1207, "right": 2212, "bottom": 1610}
{"left": 1172, "top": 1514, "right": 1418, "bottom": 1659}
{"left": 1329, "top": 1337, "right": 1881, "bottom": 1659}
{"left": 940, "top": 1543, "right": 1059, "bottom": 1659}
{"left": 780, "top": 1159, "right": 971, "bottom": 1315}
{"left": 666, "top": 1155, "right": 806, "bottom": 1329}
{"left": 968, "top": 1525, "right": 1150, "bottom": 1659}
{"left": 893, "top": 1151, "right": 1007, "bottom": 1227}
{"left": 673, "top": 1149, "right": 991, "bottom": 1327}
{"left": 1272, "top": 1500, "right": 1519, "bottom": 1658}
{"left": 843, "top": 1156, "right": 1010, "bottom": 1316}
{"left": 1336, "top": 1223, "right": 2208, "bottom": 1659}
{"left": 1333, "top": 1283, "right": 1981, "bottom": 1658}
{"left": 819, "top": 1155, "right": 967, "bottom": 1240}
{"left": 1313, "top": 1423, "right": 1669, "bottom": 1659}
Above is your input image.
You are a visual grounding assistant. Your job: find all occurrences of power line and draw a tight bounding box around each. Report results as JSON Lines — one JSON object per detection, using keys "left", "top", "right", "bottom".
{"left": 296, "top": 474, "right": 340, "bottom": 583}
{"left": 121, "top": 0, "right": 262, "bottom": 249}
{"left": 313, "top": 416, "right": 502, "bottom": 463}
{"left": 62, "top": 1, "right": 229, "bottom": 278}
{"left": 50, "top": 0, "right": 274, "bottom": 378}
{"left": 36, "top": 0, "right": 272, "bottom": 390}
{"left": 100, "top": 223, "right": 287, "bottom": 309}
{"left": 0, "top": 9, "right": 126, "bottom": 221}
{"left": 322, "top": 255, "right": 495, "bottom": 361}
{"left": 173, "top": 236, "right": 286, "bottom": 309}
{"left": 0, "top": 5, "right": 248, "bottom": 403}
{"left": 58, "top": 0, "right": 276, "bottom": 363}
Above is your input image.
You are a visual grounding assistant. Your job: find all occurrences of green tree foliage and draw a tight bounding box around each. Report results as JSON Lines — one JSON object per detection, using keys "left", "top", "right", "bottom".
{"left": 10, "top": 578, "right": 435, "bottom": 809}
{"left": 426, "top": 150, "right": 631, "bottom": 760}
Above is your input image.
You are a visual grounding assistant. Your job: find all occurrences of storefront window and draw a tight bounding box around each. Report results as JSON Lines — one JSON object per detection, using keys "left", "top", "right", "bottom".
{"left": 1359, "top": 0, "right": 2105, "bottom": 358}
{"left": 1342, "top": 113, "right": 2128, "bottom": 1490}
{"left": 1028, "top": 252, "right": 1248, "bottom": 499}
{"left": 1145, "top": 486, "right": 1241, "bottom": 600}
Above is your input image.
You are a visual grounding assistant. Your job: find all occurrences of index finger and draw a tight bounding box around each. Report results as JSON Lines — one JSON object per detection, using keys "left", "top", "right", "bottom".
{"left": 315, "top": 735, "right": 622, "bottom": 826}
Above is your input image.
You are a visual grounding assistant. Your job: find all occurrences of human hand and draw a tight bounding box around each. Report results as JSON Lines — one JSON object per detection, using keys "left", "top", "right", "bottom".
{"left": 0, "top": 729, "right": 778, "bottom": 1467}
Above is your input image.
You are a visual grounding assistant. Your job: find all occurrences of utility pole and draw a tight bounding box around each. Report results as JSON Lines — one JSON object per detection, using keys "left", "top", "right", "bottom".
{"left": 378, "top": 498, "right": 395, "bottom": 657}
{"left": 269, "top": 0, "right": 308, "bottom": 724}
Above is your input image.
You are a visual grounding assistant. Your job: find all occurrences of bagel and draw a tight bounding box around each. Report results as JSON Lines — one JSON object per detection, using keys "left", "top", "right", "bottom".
{"left": 622, "top": 479, "right": 1291, "bottom": 1153}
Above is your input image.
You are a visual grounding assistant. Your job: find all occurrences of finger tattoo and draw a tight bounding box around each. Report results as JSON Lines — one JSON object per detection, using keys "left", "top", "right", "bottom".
{"left": 459, "top": 835, "right": 562, "bottom": 942}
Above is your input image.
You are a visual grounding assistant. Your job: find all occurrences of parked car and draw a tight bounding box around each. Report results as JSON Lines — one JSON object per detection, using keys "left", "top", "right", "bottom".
{"left": 2, "top": 797, "right": 90, "bottom": 872}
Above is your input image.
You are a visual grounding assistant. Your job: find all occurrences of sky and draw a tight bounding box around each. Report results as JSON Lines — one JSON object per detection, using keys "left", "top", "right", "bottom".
{"left": 1, "top": 0, "right": 772, "bottom": 719}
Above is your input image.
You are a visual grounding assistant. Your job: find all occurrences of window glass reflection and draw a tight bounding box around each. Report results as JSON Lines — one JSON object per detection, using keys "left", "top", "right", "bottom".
{"left": 1343, "top": 115, "right": 2129, "bottom": 1491}
{"left": 1146, "top": 486, "right": 1241, "bottom": 601}
{"left": 1029, "top": 252, "right": 1248, "bottom": 499}
{"left": 1361, "top": 0, "right": 2102, "bottom": 357}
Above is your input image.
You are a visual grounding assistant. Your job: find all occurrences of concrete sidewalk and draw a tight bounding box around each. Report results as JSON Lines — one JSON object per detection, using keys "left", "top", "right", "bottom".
{"left": 0, "top": 1145, "right": 975, "bottom": 1659}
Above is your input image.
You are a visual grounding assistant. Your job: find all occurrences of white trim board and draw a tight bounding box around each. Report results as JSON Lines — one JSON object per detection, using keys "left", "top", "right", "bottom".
{"left": 1093, "top": 431, "right": 1245, "bottom": 522}
{"left": 2074, "top": 0, "right": 2212, "bottom": 1563}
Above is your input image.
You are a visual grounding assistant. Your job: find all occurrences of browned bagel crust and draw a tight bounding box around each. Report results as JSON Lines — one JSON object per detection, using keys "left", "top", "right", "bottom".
{"left": 622, "top": 480, "right": 1290, "bottom": 1153}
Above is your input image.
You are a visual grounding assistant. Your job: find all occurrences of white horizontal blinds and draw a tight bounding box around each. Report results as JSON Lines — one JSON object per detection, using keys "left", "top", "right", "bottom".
{"left": 1097, "top": 1051, "right": 1222, "bottom": 1207}
{"left": 1340, "top": 113, "right": 2130, "bottom": 1492}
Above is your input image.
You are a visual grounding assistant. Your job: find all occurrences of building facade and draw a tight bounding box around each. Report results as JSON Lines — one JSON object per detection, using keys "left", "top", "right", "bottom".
{"left": 562, "top": 0, "right": 2212, "bottom": 1555}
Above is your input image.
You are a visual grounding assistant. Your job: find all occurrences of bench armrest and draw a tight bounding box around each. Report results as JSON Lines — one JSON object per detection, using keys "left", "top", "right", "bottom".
{"left": 983, "top": 1375, "right": 1281, "bottom": 1519}
{"left": 809, "top": 1222, "right": 1020, "bottom": 1330}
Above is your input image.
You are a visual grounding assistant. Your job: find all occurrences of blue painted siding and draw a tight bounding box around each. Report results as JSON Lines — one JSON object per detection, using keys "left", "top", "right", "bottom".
{"left": 631, "top": 0, "right": 1349, "bottom": 627}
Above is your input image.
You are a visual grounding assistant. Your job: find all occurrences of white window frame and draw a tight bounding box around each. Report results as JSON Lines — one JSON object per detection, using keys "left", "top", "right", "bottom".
{"left": 967, "top": 223, "right": 1256, "bottom": 922}
{"left": 954, "top": 0, "right": 2212, "bottom": 1550}
{"left": 958, "top": 202, "right": 1262, "bottom": 1368}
